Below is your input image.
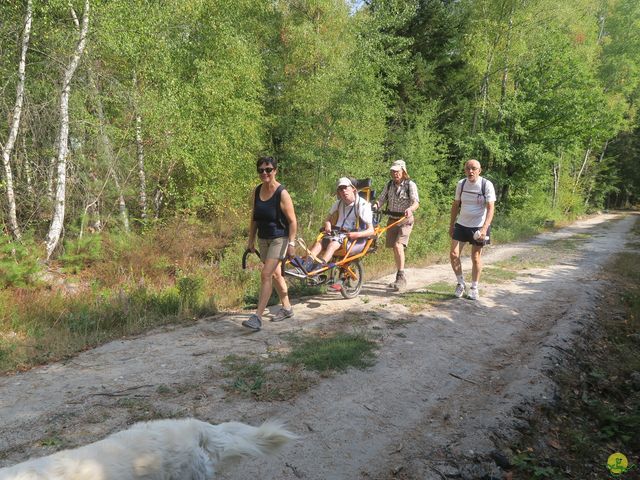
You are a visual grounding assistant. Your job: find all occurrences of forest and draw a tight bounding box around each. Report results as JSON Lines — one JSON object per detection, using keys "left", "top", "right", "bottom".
{"left": 1, "top": 0, "right": 640, "bottom": 367}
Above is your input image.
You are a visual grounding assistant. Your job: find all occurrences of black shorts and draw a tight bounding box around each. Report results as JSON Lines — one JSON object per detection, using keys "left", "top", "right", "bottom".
{"left": 453, "top": 223, "right": 491, "bottom": 247}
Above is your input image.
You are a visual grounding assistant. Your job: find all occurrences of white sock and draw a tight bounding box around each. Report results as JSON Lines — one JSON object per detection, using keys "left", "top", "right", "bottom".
{"left": 471, "top": 281, "right": 478, "bottom": 289}
{"left": 457, "top": 275, "right": 465, "bottom": 285}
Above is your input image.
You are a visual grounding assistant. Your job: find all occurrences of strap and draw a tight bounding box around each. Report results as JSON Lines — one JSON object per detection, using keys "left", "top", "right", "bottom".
{"left": 460, "top": 178, "right": 487, "bottom": 205}
{"left": 338, "top": 201, "right": 355, "bottom": 230}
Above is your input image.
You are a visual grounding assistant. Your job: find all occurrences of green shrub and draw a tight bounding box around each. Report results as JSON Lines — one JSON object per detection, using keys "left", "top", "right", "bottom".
{"left": 0, "top": 237, "right": 41, "bottom": 288}
{"left": 60, "top": 235, "right": 103, "bottom": 273}
{"left": 177, "top": 274, "right": 205, "bottom": 314}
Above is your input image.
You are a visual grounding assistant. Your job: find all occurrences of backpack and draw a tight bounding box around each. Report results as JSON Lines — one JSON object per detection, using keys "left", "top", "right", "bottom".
{"left": 459, "top": 177, "right": 487, "bottom": 205}
{"left": 385, "top": 179, "right": 412, "bottom": 199}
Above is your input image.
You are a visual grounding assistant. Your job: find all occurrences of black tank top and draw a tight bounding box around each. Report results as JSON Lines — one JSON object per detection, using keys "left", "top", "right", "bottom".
{"left": 253, "top": 184, "right": 288, "bottom": 239}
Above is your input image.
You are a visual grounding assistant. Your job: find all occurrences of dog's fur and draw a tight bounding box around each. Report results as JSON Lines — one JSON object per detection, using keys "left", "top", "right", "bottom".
{"left": 0, "top": 418, "right": 297, "bottom": 480}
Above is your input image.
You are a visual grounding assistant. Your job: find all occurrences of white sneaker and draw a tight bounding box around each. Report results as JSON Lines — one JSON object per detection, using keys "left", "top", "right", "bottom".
{"left": 454, "top": 283, "right": 466, "bottom": 298}
{"left": 468, "top": 287, "right": 479, "bottom": 300}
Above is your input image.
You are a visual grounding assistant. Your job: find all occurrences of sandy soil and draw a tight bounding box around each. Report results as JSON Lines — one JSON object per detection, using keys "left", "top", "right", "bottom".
{"left": 0, "top": 212, "right": 636, "bottom": 479}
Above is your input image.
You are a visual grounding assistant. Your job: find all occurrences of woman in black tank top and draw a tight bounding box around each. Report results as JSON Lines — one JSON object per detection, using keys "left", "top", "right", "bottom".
{"left": 243, "top": 157, "right": 298, "bottom": 331}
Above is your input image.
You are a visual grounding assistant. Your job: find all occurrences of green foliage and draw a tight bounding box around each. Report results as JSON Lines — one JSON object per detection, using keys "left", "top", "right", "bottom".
{"left": 176, "top": 274, "right": 204, "bottom": 315}
{"left": 221, "top": 353, "right": 313, "bottom": 401}
{"left": 60, "top": 235, "right": 103, "bottom": 273}
{"left": 0, "top": 237, "right": 41, "bottom": 288}
{"left": 512, "top": 453, "right": 562, "bottom": 479}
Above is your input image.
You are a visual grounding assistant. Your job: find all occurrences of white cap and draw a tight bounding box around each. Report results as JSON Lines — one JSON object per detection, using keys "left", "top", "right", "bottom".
{"left": 390, "top": 159, "right": 407, "bottom": 173}
{"left": 336, "top": 177, "right": 355, "bottom": 188}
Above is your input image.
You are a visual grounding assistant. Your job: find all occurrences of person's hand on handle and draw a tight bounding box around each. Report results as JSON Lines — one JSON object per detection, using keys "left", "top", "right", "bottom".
{"left": 286, "top": 240, "right": 296, "bottom": 259}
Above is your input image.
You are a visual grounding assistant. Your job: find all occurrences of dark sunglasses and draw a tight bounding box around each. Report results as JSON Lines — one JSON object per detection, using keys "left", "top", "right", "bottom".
{"left": 257, "top": 167, "right": 274, "bottom": 174}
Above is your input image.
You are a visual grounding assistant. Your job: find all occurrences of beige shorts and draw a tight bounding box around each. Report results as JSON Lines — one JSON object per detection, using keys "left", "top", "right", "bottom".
{"left": 258, "top": 236, "right": 288, "bottom": 261}
{"left": 385, "top": 218, "right": 414, "bottom": 248}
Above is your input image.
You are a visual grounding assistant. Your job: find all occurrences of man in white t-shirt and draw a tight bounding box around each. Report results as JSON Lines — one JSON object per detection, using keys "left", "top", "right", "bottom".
{"left": 295, "top": 177, "right": 373, "bottom": 273}
{"left": 449, "top": 159, "right": 496, "bottom": 300}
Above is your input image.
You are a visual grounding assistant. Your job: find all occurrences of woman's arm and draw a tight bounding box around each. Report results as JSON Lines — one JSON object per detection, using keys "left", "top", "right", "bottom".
{"left": 247, "top": 188, "right": 257, "bottom": 251}
{"left": 280, "top": 189, "right": 297, "bottom": 257}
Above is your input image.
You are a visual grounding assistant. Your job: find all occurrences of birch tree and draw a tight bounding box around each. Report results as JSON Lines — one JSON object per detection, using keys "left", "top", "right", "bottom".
{"left": 133, "top": 71, "right": 147, "bottom": 221}
{"left": 1, "top": 0, "right": 32, "bottom": 241}
{"left": 45, "top": 0, "right": 89, "bottom": 259}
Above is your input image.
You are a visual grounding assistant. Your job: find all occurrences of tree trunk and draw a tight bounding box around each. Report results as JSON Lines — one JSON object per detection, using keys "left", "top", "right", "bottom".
{"left": 45, "top": 0, "right": 90, "bottom": 259}
{"left": 1, "top": 0, "right": 32, "bottom": 241}
{"left": 153, "top": 159, "right": 177, "bottom": 219}
{"left": 112, "top": 170, "right": 130, "bottom": 232}
{"left": 552, "top": 163, "right": 560, "bottom": 208}
{"left": 573, "top": 145, "right": 591, "bottom": 194}
{"left": 133, "top": 71, "right": 147, "bottom": 220}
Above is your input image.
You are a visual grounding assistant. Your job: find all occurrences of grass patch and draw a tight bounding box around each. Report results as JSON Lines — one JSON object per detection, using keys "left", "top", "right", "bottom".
{"left": 545, "top": 233, "right": 592, "bottom": 252}
{"left": 481, "top": 266, "right": 519, "bottom": 284}
{"left": 284, "top": 332, "right": 378, "bottom": 374}
{"left": 221, "top": 354, "right": 314, "bottom": 401}
{"left": 394, "top": 281, "right": 455, "bottom": 312}
{"left": 493, "top": 252, "right": 553, "bottom": 271}
{"left": 510, "top": 226, "right": 640, "bottom": 479}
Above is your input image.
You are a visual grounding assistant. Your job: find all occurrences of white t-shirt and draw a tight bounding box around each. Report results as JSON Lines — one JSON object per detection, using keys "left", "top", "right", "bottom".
{"left": 455, "top": 177, "right": 496, "bottom": 227}
{"left": 329, "top": 196, "right": 373, "bottom": 231}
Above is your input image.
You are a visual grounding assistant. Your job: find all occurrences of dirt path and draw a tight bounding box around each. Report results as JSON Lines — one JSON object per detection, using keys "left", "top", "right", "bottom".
{"left": 0, "top": 213, "right": 637, "bottom": 479}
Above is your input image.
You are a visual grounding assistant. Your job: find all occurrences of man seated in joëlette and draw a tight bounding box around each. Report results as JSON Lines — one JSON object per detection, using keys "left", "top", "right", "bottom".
{"left": 295, "top": 177, "right": 374, "bottom": 272}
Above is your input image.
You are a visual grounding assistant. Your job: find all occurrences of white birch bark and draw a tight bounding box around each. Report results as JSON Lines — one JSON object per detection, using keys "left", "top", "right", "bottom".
{"left": 135, "top": 113, "right": 147, "bottom": 219}
{"left": 133, "top": 72, "right": 147, "bottom": 220}
{"left": 1, "top": 0, "right": 32, "bottom": 241}
{"left": 552, "top": 163, "right": 560, "bottom": 209}
{"left": 153, "top": 159, "right": 177, "bottom": 219}
{"left": 45, "top": 0, "right": 89, "bottom": 259}
{"left": 573, "top": 146, "right": 591, "bottom": 194}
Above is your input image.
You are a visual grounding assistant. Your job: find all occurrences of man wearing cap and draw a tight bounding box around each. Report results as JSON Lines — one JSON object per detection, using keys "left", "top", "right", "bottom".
{"left": 299, "top": 177, "right": 374, "bottom": 269}
{"left": 373, "top": 160, "right": 420, "bottom": 291}
{"left": 449, "top": 159, "right": 496, "bottom": 300}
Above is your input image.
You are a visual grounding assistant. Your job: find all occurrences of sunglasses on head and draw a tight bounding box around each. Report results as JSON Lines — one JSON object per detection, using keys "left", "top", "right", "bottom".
{"left": 257, "top": 167, "right": 274, "bottom": 174}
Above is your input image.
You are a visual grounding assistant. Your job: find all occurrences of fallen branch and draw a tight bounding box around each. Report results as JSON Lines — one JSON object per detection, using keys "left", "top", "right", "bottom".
{"left": 448, "top": 372, "right": 479, "bottom": 385}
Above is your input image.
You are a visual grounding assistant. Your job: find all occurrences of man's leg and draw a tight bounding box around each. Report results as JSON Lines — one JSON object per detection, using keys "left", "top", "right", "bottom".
{"left": 390, "top": 242, "right": 408, "bottom": 291}
{"left": 450, "top": 239, "right": 466, "bottom": 297}
{"left": 308, "top": 241, "right": 323, "bottom": 259}
{"left": 393, "top": 242, "right": 405, "bottom": 271}
{"left": 468, "top": 244, "right": 484, "bottom": 300}
{"left": 450, "top": 239, "right": 463, "bottom": 276}
{"left": 320, "top": 240, "right": 342, "bottom": 263}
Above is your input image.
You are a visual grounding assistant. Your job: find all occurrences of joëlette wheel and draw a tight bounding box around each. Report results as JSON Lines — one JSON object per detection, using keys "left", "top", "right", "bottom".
{"left": 340, "top": 261, "right": 363, "bottom": 299}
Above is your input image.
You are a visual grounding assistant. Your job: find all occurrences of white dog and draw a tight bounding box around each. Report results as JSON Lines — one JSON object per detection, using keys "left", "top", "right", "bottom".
{"left": 0, "top": 418, "right": 297, "bottom": 480}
